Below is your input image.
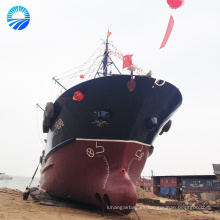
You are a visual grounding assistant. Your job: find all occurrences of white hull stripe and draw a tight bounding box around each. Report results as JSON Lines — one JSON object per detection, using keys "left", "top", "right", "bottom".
{"left": 75, "top": 138, "right": 151, "bottom": 147}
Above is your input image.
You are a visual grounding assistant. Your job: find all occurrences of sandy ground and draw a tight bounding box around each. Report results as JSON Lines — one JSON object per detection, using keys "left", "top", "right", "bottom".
{"left": 0, "top": 188, "right": 220, "bottom": 220}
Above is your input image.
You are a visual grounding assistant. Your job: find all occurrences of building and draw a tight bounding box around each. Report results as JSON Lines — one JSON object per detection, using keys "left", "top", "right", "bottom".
{"left": 181, "top": 175, "right": 220, "bottom": 196}
{"left": 136, "top": 175, "right": 220, "bottom": 198}
{"left": 136, "top": 176, "right": 153, "bottom": 192}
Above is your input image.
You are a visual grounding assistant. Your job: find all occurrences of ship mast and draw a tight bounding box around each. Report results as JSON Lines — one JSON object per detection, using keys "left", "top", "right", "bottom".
{"left": 94, "top": 38, "right": 110, "bottom": 78}
{"left": 103, "top": 38, "right": 109, "bottom": 77}
{"left": 53, "top": 31, "right": 122, "bottom": 89}
{"left": 94, "top": 31, "right": 121, "bottom": 78}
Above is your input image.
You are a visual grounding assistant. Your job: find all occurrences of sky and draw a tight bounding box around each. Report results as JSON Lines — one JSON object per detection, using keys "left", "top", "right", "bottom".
{"left": 0, "top": 0, "right": 220, "bottom": 178}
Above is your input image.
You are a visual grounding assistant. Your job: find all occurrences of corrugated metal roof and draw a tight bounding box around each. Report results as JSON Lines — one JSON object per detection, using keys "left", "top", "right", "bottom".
{"left": 149, "top": 175, "right": 216, "bottom": 178}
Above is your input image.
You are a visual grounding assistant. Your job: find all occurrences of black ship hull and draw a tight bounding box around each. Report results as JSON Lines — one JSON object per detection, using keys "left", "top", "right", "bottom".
{"left": 45, "top": 75, "right": 182, "bottom": 154}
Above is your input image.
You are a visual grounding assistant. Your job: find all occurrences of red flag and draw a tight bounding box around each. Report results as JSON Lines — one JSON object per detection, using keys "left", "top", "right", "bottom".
{"left": 107, "top": 29, "right": 112, "bottom": 39}
{"left": 160, "top": 16, "right": 174, "bottom": 49}
{"left": 123, "top": 54, "right": 133, "bottom": 69}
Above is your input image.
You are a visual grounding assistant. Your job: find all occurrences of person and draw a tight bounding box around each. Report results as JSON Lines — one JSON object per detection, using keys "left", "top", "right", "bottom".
{"left": 23, "top": 186, "right": 30, "bottom": 200}
{"left": 165, "top": 188, "right": 170, "bottom": 198}
{"left": 178, "top": 187, "right": 183, "bottom": 201}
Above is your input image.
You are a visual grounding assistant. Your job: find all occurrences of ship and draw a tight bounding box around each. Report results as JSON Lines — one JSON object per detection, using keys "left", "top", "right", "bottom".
{"left": 39, "top": 32, "right": 182, "bottom": 215}
{"left": 0, "top": 173, "right": 12, "bottom": 180}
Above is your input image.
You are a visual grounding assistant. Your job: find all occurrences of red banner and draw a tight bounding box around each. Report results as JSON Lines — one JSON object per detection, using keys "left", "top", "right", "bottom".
{"left": 160, "top": 16, "right": 174, "bottom": 49}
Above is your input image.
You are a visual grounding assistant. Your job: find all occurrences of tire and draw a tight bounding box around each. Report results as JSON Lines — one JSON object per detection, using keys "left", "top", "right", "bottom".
{"left": 159, "top": 120, "right": 172, "bottom": 135}
{"left": 149, "top": 145, "right": 154, "bottom": 157}
{"left": 43, "top": 118, "right": 50, "bottom": 133}
{"left": 43, "top": 125, "right": 49, "bottom": 133}
{"left": 163, "top": 120, "right": 172, "bottom": 132}
{"left": 45, "top": 102, "right": 54, "bottom": 118}
{"left": 42, "top": 102, "right": 54, "bottom": 133}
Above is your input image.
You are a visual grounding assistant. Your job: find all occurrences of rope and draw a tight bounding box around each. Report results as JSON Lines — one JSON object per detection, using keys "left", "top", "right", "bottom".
{"left": 114, "top": 210, "right": 133, "bottom": 219}
{"left": 50, "top": 42, "right": 105, "bottom": 97}
{"left": 35, "top": 106, "right": 45, "bottom": 147}
{"left": 58, "top": 97, "right": 72, "bottom": 99}
{"left": 154, "top": 79, "right": 166, "bottom": 86}
{"left": 56, "top": 55, "right": 103, "bottom": 80}
{"left": 133, "top": 209, "right": 141, "bottom": 220}
{"left": 29, "top": 162, "right": 40, "bottom": 188}
{"left": 64, "top": 43, "right": 105, "bottom": 88}
{"left": 54, "top": 42, "right": 104, "bottom": 78}
{"left": 147, "top": 49, "right": 160, "bottom": 71}
{"left": 84, "top": 54, "right": 104, "bottom": 80}
{"left": 57, "top": 59, "right": 103, "bottom": 80}
{"left": 52, "top": 52, "right": 103, "bottom": 97}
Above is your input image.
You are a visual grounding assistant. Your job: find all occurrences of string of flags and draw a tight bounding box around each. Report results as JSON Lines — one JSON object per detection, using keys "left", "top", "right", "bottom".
{"left": 108, "top": 45, "right": 124, "bottom": 61}
{"left": 109, "top": 44, "right": 148, "bottom": 75}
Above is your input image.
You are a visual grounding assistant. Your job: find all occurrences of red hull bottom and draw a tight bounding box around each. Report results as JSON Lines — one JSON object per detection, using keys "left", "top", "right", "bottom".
{"left": 40, "top": 139, "right": 151, "bottom": 215}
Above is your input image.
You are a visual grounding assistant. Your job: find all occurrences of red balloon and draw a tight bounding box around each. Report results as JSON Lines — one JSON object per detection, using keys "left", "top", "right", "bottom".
{"left": 80, "top": 74, "right": 85, "bottom": 79}
{"left": 73, "top": 91, "right": 84, "bottom": 101}
{"left": 167, "top": 0, "right": 184, "bottom": 9}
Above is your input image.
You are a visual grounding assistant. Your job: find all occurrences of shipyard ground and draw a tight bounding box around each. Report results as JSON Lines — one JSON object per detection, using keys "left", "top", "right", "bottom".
{"left": 0, "top": 188, "right": 219, "bottom": 220}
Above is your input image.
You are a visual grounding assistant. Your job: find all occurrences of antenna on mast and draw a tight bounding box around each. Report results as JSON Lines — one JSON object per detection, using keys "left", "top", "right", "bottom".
{"left": 94, "top": 29, "right": 121, "bottom": 78}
